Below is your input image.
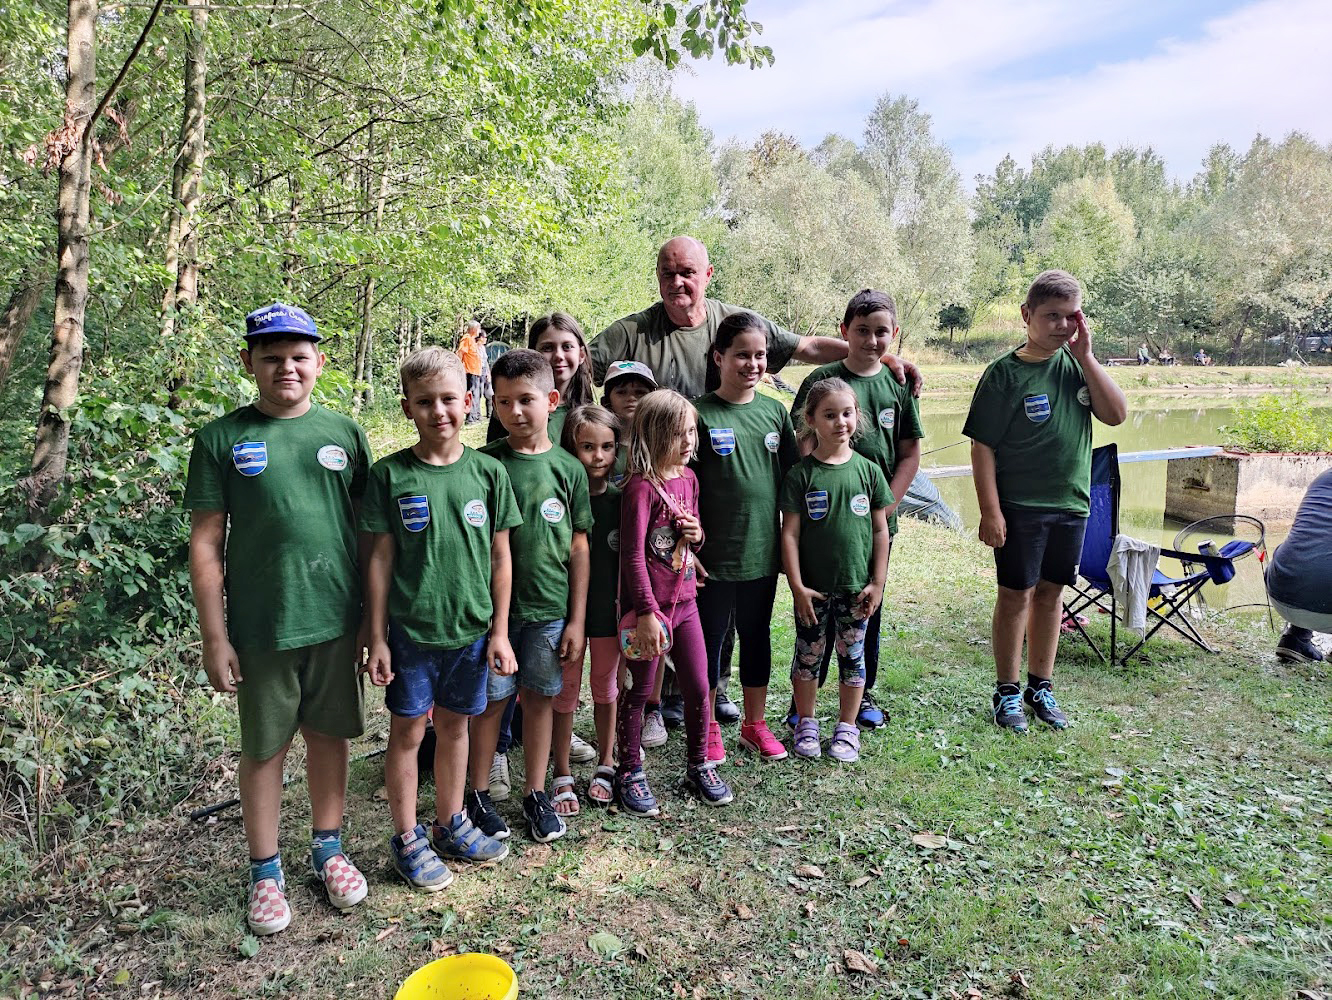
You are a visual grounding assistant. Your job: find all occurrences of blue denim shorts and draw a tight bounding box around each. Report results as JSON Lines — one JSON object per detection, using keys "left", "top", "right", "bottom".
{"left": 386, "top": 621, "right": 489, "bottom": 718}
{"left": 487, "top": 618, "right": 565, "bottom": 701}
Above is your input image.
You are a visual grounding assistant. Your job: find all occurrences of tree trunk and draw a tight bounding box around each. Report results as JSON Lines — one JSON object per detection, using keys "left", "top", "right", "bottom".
{"left": 26, "top": 0, "right": 96, "bottom": 518}
{"left": 0, "top": 270, "right": 49, "bottom": 394}
{"left": 351, "top": 139, "right": 391, "bottom": 414}
{"left": 163, "top": 0, "right": 208, "bottom": 408}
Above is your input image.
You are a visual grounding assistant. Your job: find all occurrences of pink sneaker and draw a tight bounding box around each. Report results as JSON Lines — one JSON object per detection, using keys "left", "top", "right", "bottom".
{"left": 316, "top": 853, "right": 368, "bottom": 910}
{"left": 738, "top": 720, "right": 788, "bottom": 761}
{"left": 706, "top": 720, "right": 726, "bottom": 764}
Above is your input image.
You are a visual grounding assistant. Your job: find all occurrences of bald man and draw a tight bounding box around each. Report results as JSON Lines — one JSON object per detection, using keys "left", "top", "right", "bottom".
{"left": 589, "top": 237, "right": 919, "bottom": 397}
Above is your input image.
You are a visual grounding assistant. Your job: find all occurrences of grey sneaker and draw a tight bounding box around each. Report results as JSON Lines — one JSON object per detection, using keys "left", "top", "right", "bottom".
{"left": 641, "top": 709, "right": 668, "bottom": 749}
{"left": 992, "top": 685, "right": 1028, "bottom": 733}
{"left": 827, "top": 722, "right": 860, "bottom": 762}
{"left": 569, "top": 732, "right": 598, "bottom": 764}
{"left": 488, "top": 752, "right": 511, "bottom": 801}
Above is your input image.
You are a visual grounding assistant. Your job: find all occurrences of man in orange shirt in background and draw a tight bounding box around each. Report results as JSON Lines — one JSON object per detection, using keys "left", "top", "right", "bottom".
{"left": 458, "top": 320, "right": 484, "bottom": 424}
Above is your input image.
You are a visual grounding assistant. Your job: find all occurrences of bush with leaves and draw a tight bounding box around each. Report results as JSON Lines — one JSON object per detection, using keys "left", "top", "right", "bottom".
{"left": 1220, "top": 392, "right": 1332, "bottom": 453}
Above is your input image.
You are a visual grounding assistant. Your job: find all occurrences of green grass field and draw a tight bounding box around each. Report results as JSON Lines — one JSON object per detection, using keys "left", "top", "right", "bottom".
{"left": 7, "top": 514, "right": 1329, "bottom": 999}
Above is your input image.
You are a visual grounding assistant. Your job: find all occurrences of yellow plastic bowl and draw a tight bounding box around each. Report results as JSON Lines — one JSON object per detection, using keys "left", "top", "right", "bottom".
{"left": 394, "top": 953, "right": 518, "bottom": 1000}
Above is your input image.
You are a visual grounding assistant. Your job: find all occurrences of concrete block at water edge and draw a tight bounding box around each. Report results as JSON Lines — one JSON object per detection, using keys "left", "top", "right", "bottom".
{"left": 1165, "top": 452, "right": 1332, "bottom": 526}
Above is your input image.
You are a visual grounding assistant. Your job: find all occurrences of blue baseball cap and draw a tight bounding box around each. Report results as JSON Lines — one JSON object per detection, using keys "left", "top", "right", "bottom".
{"left": 244, "top": 302, "right": 321, "bottom": 342}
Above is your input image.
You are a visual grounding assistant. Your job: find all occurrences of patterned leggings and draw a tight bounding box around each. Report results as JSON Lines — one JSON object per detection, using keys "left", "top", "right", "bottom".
{"left": 792, "top": 594, "right": 868, "bottom": 687}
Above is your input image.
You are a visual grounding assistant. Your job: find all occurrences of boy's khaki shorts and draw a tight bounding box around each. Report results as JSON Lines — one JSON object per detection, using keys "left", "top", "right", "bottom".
{"left": 236, "top": 632, "right": 364, "bottom": 761}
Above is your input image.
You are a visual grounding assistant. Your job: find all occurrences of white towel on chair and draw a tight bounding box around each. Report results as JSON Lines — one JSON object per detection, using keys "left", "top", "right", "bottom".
{"left": 1107, "top": 534, "right": 1160, "bottom": 634}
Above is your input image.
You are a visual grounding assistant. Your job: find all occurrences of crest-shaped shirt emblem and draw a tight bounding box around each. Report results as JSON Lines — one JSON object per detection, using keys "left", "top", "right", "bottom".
{"left": 709, "top": 428, "right": 736, "bottom": 456}
{"left": 398, "top": 495, "right": 430, "bottom": 533}
{"left": 1024, "top": 394, "right": 1052, "bottom": 424}
{"left": 805, "top": 490, "right": 829, "bottom": 521}
{"left": 232, "top": 441, "right": 267, "bottom": 477}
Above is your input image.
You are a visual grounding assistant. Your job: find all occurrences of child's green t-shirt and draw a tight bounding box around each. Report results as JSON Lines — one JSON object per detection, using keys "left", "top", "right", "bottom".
{"left": 358, "top": 447, "right": 522, "bottom": 650}
{"left": 962, "top": 348, "right": 1092, "bottom": 515}
{"left": 791, "top": 361, "right": 924, "bottom": 535}
{"left": 692, "top": 391, "right": 799, "bottom": 581}
{"left": 779, "top": 453, "right": 892, "bottom": 595}
{"left": 183, "top": 403, "right": 371, "bottom": 652}
{"left": 480, "top": 440, "right": 593, "bottom": 623}
{"left": 586, "top": 488, "right": 622, "bottom": 639}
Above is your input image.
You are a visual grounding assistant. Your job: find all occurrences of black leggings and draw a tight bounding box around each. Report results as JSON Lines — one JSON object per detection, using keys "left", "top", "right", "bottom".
{"left": 698, "top": 575, "right": 779, "bottom": 690}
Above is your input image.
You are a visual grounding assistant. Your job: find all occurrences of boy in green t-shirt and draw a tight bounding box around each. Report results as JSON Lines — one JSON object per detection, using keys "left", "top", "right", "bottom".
{"left": 473, "top": 349, "right": 592, "bottom": 844}
{"left": 360, "top": 348, "right": 521, "bottom": 890}
{"left": 790, "top": 290, "right": 924, "bottom": 730}
{"left": 184, "top": 303, "right": 372, "bottom": 936}
{"left": 963, "top": 270, "right": 1127, "bottom": 732}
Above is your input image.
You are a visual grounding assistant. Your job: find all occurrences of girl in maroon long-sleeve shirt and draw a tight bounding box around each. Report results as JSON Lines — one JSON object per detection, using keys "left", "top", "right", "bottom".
{"left": 616, "top": 390, "right": 734, "bottom": 814}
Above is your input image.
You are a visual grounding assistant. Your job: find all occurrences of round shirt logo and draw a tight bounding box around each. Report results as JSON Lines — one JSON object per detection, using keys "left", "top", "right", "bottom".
{"left": 607, "top": 529, "right": 620, "bottom": 552}
{"left": 317, "top": 444, "right": 348, "bottom": 471}
{"left": 1077, "top": 386, "right": 1092, "bottom": 406}
{"left": 540, "top": 498, "right": 565, "bottom": 523}
{"left": 850, "top": 493, "right": 871, "bottom": 516}
{"left": 878, "top": 407, "right": 895, "bottom": 431}
{"left": 764, "top": 431, "right": 780, "bottom": 453}
{"left": 463, "top": 499, "right": 488, "bottom": 527}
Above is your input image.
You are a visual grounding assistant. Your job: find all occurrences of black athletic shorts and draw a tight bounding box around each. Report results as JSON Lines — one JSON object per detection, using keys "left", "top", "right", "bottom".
{"left": 993, "top": 505, "right": 1088, "bottom": 591}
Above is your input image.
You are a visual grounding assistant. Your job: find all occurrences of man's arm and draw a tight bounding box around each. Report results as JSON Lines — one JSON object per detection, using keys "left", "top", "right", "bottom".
{"left": 1068, "top": 312, "right": 1127, "bottom": 426}
{"left": 189, "top": 509, "right": 242, "bottom": 693}
{"left": 791, "top": 336, "right": 923, "bottom": 397}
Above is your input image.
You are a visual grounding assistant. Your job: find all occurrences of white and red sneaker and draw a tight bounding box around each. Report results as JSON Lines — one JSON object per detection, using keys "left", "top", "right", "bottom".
{"left": 316, "top": 853, "right": 368, "bottom": 910}
{"left": 738, "top": 720, "right": 789, "bottom": 761}
{"left": 247, "top": 877, "right": 292, "bottom": 936}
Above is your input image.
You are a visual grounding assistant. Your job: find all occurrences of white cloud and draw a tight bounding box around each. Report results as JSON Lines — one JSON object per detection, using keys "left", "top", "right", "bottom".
{"left": 671, "top": 0, "right": 1332, "bottom": 187}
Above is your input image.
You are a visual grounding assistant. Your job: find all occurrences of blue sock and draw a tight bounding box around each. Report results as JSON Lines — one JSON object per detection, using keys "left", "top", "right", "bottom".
{"left": 250, "top": 853, "right": 283, "bottom": 888}
{"left": 311, "top": 829, "right": 342, "bottom": 873}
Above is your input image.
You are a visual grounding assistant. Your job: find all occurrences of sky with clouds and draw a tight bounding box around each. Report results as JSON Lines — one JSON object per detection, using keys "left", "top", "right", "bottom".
{"left": 669, "top": 0, "right": 1332, "bottom": 189}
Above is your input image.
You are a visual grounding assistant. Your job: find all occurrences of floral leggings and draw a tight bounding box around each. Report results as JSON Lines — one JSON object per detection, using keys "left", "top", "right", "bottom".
{"left": 792, "top": 594, "right": 868, "bottom": 687}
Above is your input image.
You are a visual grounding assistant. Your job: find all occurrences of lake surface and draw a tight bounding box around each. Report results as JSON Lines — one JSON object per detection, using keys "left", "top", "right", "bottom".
{"left": 920, "top": 395, "right": 1332, "bottom": 614}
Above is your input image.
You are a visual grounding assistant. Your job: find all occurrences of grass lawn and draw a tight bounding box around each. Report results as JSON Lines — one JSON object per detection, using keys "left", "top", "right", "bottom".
{"left": 6, "top": 515, "right": 1330, "bottom": 999}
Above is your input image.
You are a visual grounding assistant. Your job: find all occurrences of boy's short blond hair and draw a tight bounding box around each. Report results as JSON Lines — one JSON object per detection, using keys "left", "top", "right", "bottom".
{"left": 400, "top": 346, "right": 466, "bottom": 395}
{"left": 1025, "top": 270, "right": 1082, "bottom": 310}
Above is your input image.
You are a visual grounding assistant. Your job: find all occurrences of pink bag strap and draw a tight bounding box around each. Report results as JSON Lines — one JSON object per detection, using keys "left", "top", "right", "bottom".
{"left": 616, "top": 475, "right": 691, "bottom": 625}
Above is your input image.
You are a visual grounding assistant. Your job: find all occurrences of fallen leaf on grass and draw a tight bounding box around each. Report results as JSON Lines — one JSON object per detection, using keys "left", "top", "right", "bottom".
{"left": 588, "top": 931, "right": 624, "bottom": 959}
{"left": 375, "top": 926, "right": 396, "bottom": 943}
{"left": 658, "top": 837, "right": 675, "bottom": 852}
{"left": 801, "top": 901, "right": 816, "bottom": 919}
{"left": 633, "top": 943, "right": 650, "bottom": 961}
{"left": 912, "top": 833, "right": 947, "bottom": 850}
{"left": 429, "top": 939, "right": 456, "bottom": 956}
{"left": 1223, "top": 892, "right": 1243, "bottom": 907}
{"left": 1295, "top": 990, "right": 1326, "bottom": 1000}
{"left": 1104, "top": 767, "right": 1127, "bottom": 778}
{"left": 843, "top": 949, "right": 879, "bottom": 975}
{"left": 849, "top": 876, "right": 872, "bottom": 889}
{"left": 236, "top": 936, "right": 260, "bottom": 959}
{"left": 1187, "top": 892, "right": 1203, "bottom": 912}
{"left": 1011, "top": 969, "right": 1031, "bottom": 992}
{"left": 493, "top": 940, "right": 515, "bottom": 957}
{"left": 733, "top": 903, "right": 754, "bottom": 920}
{"left": 795, "top": 864, "right": 825, "bottom": 879}
{"left": 372, "top": 785, "right": 389, "bottom": 801}
{"left": 111, "top": 970, "right": 130, "bottom": 986}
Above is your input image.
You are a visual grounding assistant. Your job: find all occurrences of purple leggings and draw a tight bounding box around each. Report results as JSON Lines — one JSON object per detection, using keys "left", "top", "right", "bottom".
{"left": 617, "top": 599, "right": 709, "bottom": 770}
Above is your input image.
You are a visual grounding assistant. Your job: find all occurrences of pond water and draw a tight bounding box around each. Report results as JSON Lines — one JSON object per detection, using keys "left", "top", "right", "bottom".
{"left": 920, "top": 395, "right": 1332, "bottom": 614}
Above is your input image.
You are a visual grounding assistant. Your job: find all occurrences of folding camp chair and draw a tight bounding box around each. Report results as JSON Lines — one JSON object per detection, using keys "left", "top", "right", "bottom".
{"left": 1063, "top": 444, "right": 1256, "bottom": 665}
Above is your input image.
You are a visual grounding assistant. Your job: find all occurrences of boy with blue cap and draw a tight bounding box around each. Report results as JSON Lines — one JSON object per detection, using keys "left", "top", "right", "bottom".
{"left": 184, "top": 302, "right": 373, "bottom": 935}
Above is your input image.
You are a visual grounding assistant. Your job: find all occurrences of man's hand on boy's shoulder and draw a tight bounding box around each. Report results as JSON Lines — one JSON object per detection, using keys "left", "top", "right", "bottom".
{"left": 202, "top": 637, "right": 243, "bottom": 693}
{"left": 487, "top": 634, "right": 517, "bottom": 676}
{"left": 883, "top": 354, "right": 924, "bottom": 398}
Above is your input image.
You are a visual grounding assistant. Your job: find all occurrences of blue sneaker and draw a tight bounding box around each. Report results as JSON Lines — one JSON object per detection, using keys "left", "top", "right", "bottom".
{"left": 785, "top": 699, "right": 798, "bottom": 729}
{"left": 992, "top": 686, "right": 1028, "bottom": 733}
{"left": 391, "top": 824, "right": 454, "bottom": 892}
{"left": 684, "top": 763, "right": 734, "bottom": 806}
{"left": 615, "top": 768, "right": 660, "bottom": 818}
{"left": 1024, "top": 685, "right": 1069, "bottom": 729}
{"left": 432, "top": 812, "right": 510, "bottom": 864}
{"left": 856, "top": 692, "right": 887, "bottom": 730}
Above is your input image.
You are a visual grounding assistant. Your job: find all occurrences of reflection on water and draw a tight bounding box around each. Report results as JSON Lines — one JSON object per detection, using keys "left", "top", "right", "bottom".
{"left": 921, "top": 398, "right": 1332, "bottom": 614}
